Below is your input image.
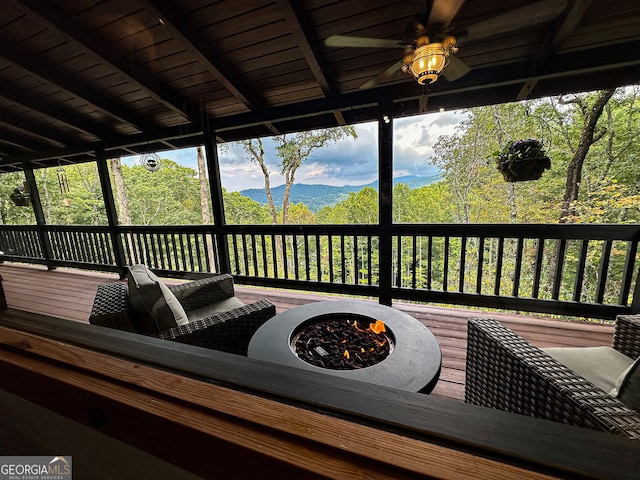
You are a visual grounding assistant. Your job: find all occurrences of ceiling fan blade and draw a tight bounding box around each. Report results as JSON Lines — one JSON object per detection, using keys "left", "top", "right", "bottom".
{"left": 325, "top": 35, "right": 404, "bottom": 49}
{"left": 428, "top": 0, "right": 465, "bottom": 27}
{"left": 359, "top": 61, "right": 403, "bottom": 90}
{"left": 460, "top": 0, "right": 568, "bottom": 43}
{"left": 443, "top": 56, "right": 470, "bottom": 81}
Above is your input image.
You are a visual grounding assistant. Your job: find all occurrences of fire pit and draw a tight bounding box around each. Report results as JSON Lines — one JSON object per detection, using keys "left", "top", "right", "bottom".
{"left": 292, "top": 315, "right": 392, "bottom": 370}
{"left": 248, "top": 300, "right": 441, "bottom": 393}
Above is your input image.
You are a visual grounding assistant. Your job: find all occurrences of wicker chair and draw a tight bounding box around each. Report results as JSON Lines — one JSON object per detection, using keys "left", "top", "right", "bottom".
{"left": 465, "top": 315, "right": 640, "bottom": 439}
{"left": 89, "top": 273, "right": 276, "bottom": 356}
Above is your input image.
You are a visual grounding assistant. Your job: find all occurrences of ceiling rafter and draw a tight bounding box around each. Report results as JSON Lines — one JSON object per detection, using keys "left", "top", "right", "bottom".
{"left": 139, "top": 0, "right": 281, "bottom": 135}
{"left": 275, "top": 0, "right": 345, "bottom": 125}
{"left": 14, "top": 0, "right": 193, "bottom": 125}
{"left": 0, "top": 86, "right": 102, "bottom": 140}
{"left": 140, "top": 0, "right": 261, "bottom": 110}
{"left": 0, "top": 118, "right": 67, "bottom": 149}
{"left": 517, "top": 0, "right": 594, "bottom": 100}
{"left": 0, "top": 43, "right": 147, "bottom": 133}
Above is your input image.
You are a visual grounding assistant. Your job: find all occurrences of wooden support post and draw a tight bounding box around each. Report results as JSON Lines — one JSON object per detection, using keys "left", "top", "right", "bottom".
{"left": 203, "top": 124, "right": 230, "bottom": 274}
{"left": 95, "top": 150, "right": 127, "bottom": 278}
{"left": 23, "top": 165, "right": 55, "bottom": 270}
{"left": 378, "top": 97, "right": 393, "bottom": 306}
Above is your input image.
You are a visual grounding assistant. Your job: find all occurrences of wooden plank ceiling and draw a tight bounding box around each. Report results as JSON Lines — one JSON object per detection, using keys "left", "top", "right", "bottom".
{"left": 0, "top": 0, "right": 639, "bottom": 172}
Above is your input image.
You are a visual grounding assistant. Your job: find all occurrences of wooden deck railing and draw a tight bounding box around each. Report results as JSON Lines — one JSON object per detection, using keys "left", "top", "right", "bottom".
{"left": 0, "top": 223, "right": 638, "bottom": 319}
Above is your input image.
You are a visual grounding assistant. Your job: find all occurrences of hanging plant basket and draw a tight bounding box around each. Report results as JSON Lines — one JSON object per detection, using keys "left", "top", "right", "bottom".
{"left": 10, "top": 187, "right": 31, "bottom": 207}
{"left": 495, "top": 139, "right": 551, "bottom": 182}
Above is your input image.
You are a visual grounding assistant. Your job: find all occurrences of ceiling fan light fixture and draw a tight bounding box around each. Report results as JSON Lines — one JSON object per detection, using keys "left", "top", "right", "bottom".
{"left": 409, "top": 34, "right": 458, "bottom": 85}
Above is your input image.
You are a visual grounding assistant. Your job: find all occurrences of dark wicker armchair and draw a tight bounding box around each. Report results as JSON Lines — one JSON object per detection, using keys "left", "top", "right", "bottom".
{"left": 89, "top": 273, "right": 276, "bottom": 356}
{"left": 465, "top": 315, "right": 640, "bottom": 439}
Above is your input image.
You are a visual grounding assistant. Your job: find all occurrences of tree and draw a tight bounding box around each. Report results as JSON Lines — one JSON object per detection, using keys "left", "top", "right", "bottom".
{"left": 223, "top": 190, "right": 270, "bottom": 224}
{"left": 558, "top": 89, "right": 616, "bottom": 222}
{"left": 241, "top": 126, "right": 357, "bottom": 224}
{"left": 196, "top": 146, "right": 212, "bottom": 224}
{"left": 109, "top": 158, "right": 131, "bottom": 225}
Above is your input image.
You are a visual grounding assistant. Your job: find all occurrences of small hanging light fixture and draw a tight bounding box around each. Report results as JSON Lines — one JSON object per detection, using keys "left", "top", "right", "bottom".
{"left": 403, "top": 34, "right": 458, "bottom": 85}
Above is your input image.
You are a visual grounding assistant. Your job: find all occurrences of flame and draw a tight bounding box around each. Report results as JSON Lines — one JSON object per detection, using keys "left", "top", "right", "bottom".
{"left": 352, "top": 320, "right": 366, "bottom": 332}
{"left": 343, "top": 350, "right": 350, "bottom": 359}
{"left": 368, "top": 320, "right": 386, "bottom": 334}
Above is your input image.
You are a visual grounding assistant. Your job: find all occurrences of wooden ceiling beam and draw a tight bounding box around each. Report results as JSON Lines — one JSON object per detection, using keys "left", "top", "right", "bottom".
{"left": 140, "top": 0, "right": 262, "bottom": 111}
{"left": 275, "top": 0, "right": 345, "bottom": 125}
{"left": 276, "top": 0, "right": 332, "bottom": 96}
{"left": 14, "top": 0, "right": 193, "bottom": 125}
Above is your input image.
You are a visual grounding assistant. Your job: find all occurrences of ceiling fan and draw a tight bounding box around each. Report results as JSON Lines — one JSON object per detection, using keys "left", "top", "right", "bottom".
{"left": 325, "top": 0, "right": 568, "bottom": 89}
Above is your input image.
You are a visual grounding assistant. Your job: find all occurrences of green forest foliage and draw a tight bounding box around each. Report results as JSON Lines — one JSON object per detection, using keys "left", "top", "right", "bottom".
{"left": 1, "top": 87, "right": 638, "bottom": 227}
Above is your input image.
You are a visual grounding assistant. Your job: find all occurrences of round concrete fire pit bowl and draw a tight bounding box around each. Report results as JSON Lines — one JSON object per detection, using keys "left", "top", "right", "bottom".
{"left": 248, "top": 300, "right": 442, "bottom": 393}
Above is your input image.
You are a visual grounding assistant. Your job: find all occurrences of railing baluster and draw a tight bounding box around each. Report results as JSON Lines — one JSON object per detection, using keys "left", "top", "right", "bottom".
{"left": 136, "top": 233, "right": 145, "bottom": 265}
{"left": 532, "top": 238, "right": 545, "bottom": 298}
{"left": 596, "top": 240, "right": 613, "bottom": 304}
{"left": 512, "top": 238, "right": 524, "bottom": 297}
{"left": 573, "top": 240, "right": 589, "bottom": 302}
{"left": 250, "top": 234, "right": 258, "bottom": 276}
{"left": 443, "top": 237, "right": 450, "bottom": 291}
{"left": 261, "top": 234, "right": 268, "bottom": 277}
{"left": 241, "top": 234, "right": 249, "bottom": 276}
{"left": 270, "top": 234, "right": 278, "bottom": 278}
{"left": 354, "top": 235, "right": 359, "bottom": 285}
{"left": 328, "top": 235, "right": 334, "bottom": 283}
{"left": 427, "top": 235, "right": 432, "bottom": 290}
{"left": 552, "top": 239, "right": 567, "bottom": 300}
{"left": 292, "top": 235, "right": 300, "bottom": 280}
{"left": 368, "top": 235, "right": 373, "bottom": 286}
{"left": 304, "top": 234, "right": 310, "bottom": 281}
{"left": 459, "top": 236, "right": 467, "bottom": 293}
{"left": 410, "top": 235, "right": 417, "bottom": 288}
{"left": 340, "top": 235, "right": 346, "bottom": 284}
{"left": 231, "top": 234, "right": 240, "bottom": 274}
{"left": 195, "top": 233, "right": 204, "bottom": 272}
{"left": 495, "top": 237, "right": 504, "bottom": 296}
{"left": 282, "top": 235, "right": 289, "bottom": 280}
{"left": 316, "top": 235, "right": 322, "bottom": 282}
{"left": 476, "top": 237, "right": 485, "bottom": 294}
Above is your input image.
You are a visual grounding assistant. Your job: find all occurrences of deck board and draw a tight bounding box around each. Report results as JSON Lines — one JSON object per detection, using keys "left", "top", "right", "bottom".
{"left": 0, "top": 263, "right": 615, "bottom": 402}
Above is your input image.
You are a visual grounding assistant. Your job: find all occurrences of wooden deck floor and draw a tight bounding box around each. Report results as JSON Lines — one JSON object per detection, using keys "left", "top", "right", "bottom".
{"left": 0, "top": 263, "right": 615, "bottom": 402}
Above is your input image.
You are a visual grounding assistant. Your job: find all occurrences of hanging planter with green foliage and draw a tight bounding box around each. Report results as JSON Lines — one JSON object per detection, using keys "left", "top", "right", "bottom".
{"left": 495, "top": 138, "right": 551, "bottom": 182}
{"left": 9, "top": 185, "right": 31, "bottom": 207}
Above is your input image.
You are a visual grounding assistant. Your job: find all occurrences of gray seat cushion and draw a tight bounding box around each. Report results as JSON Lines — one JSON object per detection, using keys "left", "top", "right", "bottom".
{"left": 611, "top": 356, "right": 640, "bottom": 412}
{"left": 186, "top": 296, "right": 246, "bottom": 322}
{"left": 127, "top": 264, "right": 189, "bottom": 333}
{"left": 542, "top": 346, "right": 634, "bottom": 393}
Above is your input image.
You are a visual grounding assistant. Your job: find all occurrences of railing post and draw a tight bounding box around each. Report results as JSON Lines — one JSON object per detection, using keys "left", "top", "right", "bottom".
{"left": 378, "top": 98, "right": 393, "bottom": 306}
{"left": 23, "top": 165, "right": 55, "bottom": 270}
{"left": 95, "top": 150, "right": 127, "bottom": 278}
{"left": 203, "top": 125, "right": 230, "bottom": 274}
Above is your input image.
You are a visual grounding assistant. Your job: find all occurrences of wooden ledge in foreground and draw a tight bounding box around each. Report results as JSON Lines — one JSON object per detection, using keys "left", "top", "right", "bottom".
{"left": 0, "top": 309, "right": 638, "bottom": 480}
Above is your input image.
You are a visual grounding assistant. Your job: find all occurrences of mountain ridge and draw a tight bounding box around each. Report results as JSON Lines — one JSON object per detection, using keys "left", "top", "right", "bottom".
{"left": 239, "top": 174, "right": 440, "bottom": 212}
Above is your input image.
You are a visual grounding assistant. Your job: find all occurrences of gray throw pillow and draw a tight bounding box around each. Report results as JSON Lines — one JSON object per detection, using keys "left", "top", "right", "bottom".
{"left": 611, "top": 356, "right": 640, "bottom": 413}
{"left": 127, "top": 265, "right": 188, "bottom": 333}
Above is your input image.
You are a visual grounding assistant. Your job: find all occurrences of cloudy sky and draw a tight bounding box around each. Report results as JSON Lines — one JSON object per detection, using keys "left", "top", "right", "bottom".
{"left": 124, "top": 109, "right": 467, "bottom": 192}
